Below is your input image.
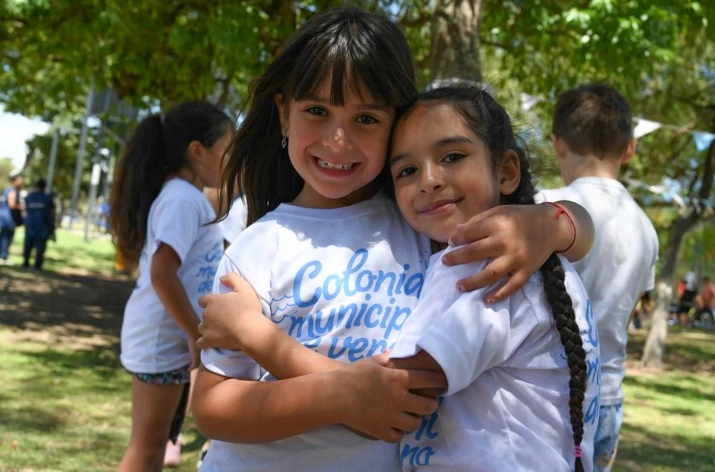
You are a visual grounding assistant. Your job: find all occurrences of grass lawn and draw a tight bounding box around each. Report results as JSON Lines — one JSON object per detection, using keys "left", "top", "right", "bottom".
{"left": 1, "top": 228, "right": 713, "bottom": 470}
{"left": 617, "top": 328, "right": 715, "bottom": 471}
{"left": 0, "top": 332, "right": 205, "bottom": 472}
{"left": 2, "top": 226, "right": 118, "bottom": 277}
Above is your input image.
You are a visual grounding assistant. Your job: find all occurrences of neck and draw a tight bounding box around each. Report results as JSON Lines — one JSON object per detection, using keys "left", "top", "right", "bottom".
{"left": 563, "top": 151, "right": 621, "bottom": 184}
{"left": 175, "top": 168, "right": 204, "bottom": 190}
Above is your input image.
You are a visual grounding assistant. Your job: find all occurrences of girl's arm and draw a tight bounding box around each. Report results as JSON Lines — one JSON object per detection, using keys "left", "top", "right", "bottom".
{"left": 151, "top": 243, "right": 201, "bottom": 368}
{"left": 197, "top": 274, "right": 342, "bottom": 378}
{"left": 192, "top": 354, "right": 444, "bottom": 444}
{"left": 196, "top": 276, "right": 448, "bottom": 395}
{"left": 443, "top": 200, "right": 594, "bottom": 302}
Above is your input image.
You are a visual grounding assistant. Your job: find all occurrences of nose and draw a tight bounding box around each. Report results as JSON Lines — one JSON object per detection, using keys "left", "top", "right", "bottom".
{"left": 419, "top": 162, "right": 444, "bottom": 193}
{"left": 323, "top": 123, "right": 354, "bottom": 152}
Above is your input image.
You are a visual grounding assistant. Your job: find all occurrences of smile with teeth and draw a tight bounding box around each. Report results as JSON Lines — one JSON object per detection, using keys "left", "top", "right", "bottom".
{"left": 316, "top": 157, "right": 356, "bottom": 171}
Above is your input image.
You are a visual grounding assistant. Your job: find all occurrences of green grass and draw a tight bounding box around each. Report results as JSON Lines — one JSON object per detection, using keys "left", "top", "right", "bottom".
{"left": 5, "top": 227, "right": 118, "bottom": 277}
{"left": 0, "top": 334, "right": 205, "bottom": 471}
{"left": 616, "top": 328, "right": 715, "bottom": 472}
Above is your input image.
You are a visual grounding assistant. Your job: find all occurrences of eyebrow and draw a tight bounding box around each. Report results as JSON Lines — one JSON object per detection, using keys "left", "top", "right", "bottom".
{"left": 298, "top": 93, "right": 392, "bottom": 112}
{"left": 390, "top": 135, "right": 474, "bottom": 166}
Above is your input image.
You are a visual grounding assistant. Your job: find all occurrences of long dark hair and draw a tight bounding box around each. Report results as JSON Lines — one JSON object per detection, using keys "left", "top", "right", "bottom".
{"left": 393, "top": 86, "right": 588, "bottom": 472}
{"left": 110, "top": 100, "right": 231, "bottom": 267}
{"left": 220, "top": 6, "right": 417, "bottom": 226}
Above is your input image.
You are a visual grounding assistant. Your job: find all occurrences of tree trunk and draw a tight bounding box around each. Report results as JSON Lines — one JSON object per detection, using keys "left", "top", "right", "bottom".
{"left": 641, "top": 133, "right": 715, "bottom": 367}
{"left": 430, "top": 0, "right": 485, "bottom": 83}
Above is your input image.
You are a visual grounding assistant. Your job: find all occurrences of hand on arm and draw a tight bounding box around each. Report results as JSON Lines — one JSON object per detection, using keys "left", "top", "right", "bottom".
{"left": 197, "top": 273, "right": 342, "bottom": 378}
{"left": 390, "top": 350, "right": 445, "bottom": 398}
{"left": 151, "top": 243, "right": 201, "bottom": 369}
{"left": 192, "top": 352, "right": 445, "bottom": 444}
{"left": 442, "top": 201, "right": 594, "bottom": 302}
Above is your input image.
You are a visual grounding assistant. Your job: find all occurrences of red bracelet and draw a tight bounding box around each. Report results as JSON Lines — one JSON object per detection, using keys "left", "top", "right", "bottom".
{"left": 545, "top": 202, "right": 576, "bottom": 254}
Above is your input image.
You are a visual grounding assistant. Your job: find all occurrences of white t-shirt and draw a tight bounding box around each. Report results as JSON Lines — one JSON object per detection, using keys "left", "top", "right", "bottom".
{"left": 120, "top": 178, "right": 224, "bottom": 373}
{"left": 201, "top": 192, "right": 432, "bottom": 472}
{"left": 391, "top": 250, "right": 600, "bottom": 472}
{"left": 218, "top": 195, "right": 248, "bottom": 244}
{"left": 537, "top": 177, "right": 658, "bottom": 404}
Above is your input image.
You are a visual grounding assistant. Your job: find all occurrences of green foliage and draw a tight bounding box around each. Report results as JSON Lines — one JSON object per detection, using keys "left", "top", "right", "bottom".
{"left": 3, "top": 0, "right": 712, "bottom": 223}
{"left": 0, "top": 157, "right": 16, "bottom": 184}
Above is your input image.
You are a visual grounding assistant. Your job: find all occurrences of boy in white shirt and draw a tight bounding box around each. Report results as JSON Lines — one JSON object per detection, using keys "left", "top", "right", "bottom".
{"left": 537, "top": 83, "right": 659, "bottom": 472}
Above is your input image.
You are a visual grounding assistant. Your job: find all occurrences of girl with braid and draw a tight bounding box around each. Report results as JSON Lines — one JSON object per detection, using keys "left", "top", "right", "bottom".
{"left": 384, "top": 86, "right": 599, "bottom": 471}
{"left": 198, "top": 85, "right": 599, "bottom": 471}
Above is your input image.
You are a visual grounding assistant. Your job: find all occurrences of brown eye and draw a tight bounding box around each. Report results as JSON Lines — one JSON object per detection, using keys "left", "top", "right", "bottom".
{"left": 306, "top": 106, "right": 327, "bottom": 116}
{"left": 356, "top": 114, "right": 378, "bottom": 124}
{"left": 396, "top": 166, "right": 417, "bottom": 178}
{"left": 443, "top": 152, "right": 466, "bottom": 163}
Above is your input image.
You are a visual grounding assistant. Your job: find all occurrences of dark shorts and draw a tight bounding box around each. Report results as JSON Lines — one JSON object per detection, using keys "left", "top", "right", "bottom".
{"left": 130, "top": 365, "right": 191, "bottom": 385}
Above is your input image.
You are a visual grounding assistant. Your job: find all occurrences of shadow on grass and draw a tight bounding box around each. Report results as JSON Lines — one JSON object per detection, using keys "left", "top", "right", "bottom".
{"left": 623, "top": 376, "right": 715, "bottom": 403}
{"left": 0, "top": 265, "right": 133, "bottom": 347}
{"left": 617, "top": 422, "right": 715, "bottom": 472}
{"left": 626, "top": 328, "right": 715, "bottom": 374}
{"left": 23, "top": 347, "right": 122, "bottom": 378}
{"left": 0, "top": 392, "right": 67, "bottom": 432}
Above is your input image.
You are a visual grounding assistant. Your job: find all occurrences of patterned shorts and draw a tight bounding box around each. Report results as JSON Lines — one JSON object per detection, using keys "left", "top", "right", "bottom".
{"left": 594, "top": 403, "right": 624, "bottom": 472}
{"left": 131, "top": 365, "right": 191, "bottom": 385}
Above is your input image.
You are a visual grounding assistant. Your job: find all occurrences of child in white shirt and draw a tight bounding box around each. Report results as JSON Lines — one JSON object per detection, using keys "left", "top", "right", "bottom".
{"left": 200, "top": 86, "right": 600, "bottom": 471}
{"left": 111, "top": 101, "right": 232, "bottom": 471}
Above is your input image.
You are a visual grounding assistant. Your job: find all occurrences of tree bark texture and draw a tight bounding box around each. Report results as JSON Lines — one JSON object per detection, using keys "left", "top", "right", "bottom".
{"left": 430, "top": 0, "right": 485, "bottom": 83}
{"left": 641, "top": 130, "right": 715, "bottom": 367}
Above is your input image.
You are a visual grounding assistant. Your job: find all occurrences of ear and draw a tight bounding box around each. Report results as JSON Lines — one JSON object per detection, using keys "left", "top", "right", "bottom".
{"left": 187, "top": 140, "right": 204, "bottom": 162}
{"left": 498, "top": 150, "right": 521, "bottom": 196}
{"left": 274, "top": 93, "right": 288, "bottom": 134}
{"left": 621, "top": 138, "right": 636, "bottom": 164}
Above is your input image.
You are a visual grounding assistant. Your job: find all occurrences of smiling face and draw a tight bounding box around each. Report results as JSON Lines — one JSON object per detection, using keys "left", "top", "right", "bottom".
{"left": 277, "top": 77, "right": 395, "bottom": 209}
{"left": 390, "top": 102, "right": 519, "bottom": 243}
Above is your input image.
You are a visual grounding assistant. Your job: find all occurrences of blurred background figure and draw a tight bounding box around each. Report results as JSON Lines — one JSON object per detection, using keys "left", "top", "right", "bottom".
{"left": 694, "top": 276, "right": 714, "bottom": 329}
{"left": 22, "top": 178, "right": 55, "bottom": 270}
{"left": 630, "top": 291, "right": 653, "bottom": 330}
{"left": 676, "top": 272, "right": 698, "bottom": 327}
{"left": 0, "top": 174, "right": 25, "bottom": 265}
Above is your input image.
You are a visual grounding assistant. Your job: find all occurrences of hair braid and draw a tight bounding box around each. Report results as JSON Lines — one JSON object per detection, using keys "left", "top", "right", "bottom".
{"left": 392, "top": 86, "right": 589, "bottom": 470}
{"left": 540, "top": 254, "right": 587, "bottom": 472}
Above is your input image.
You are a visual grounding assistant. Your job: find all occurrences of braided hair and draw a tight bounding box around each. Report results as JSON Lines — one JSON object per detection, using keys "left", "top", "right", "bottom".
{"left": 391, "top": 86, "right": 587, "bottom": 471}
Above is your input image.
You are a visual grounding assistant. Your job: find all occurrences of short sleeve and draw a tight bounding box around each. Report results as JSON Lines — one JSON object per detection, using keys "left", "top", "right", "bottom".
{"left": 391, "top": 252, "right": 524, "bottom": 396}
{"left": 150, "top": 197, "right": 201, "bottom": 263}
{"left": 200, "top": 252, "right": 262, "bottom": 380}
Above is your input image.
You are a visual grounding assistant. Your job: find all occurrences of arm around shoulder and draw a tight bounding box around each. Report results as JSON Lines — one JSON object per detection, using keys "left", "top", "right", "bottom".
{"left": 547, "top": 200, "right": 594, "bottom": 262}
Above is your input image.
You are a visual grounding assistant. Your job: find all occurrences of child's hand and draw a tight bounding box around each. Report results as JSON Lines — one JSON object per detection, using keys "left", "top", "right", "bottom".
{"left": 197, "top": 273, "right": 267, "bottom": 351}
{"left": 335, "top": 352, "right": 446, "bottom": 443}
{"left": 443, "top": 204, "right": 553, "bottom": 302}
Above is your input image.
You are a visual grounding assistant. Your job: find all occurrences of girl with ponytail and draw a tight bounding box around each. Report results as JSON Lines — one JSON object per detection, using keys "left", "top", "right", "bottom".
{"left": 110, "top": 101, "right": 232, "bottom": 471}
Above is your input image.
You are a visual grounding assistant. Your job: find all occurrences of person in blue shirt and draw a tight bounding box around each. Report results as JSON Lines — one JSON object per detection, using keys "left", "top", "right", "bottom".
{"left": 22, "top": 178, "right": 55, "bottom": 270}
{"left": 0, "top": 174, "right": 24, "bottom": 265}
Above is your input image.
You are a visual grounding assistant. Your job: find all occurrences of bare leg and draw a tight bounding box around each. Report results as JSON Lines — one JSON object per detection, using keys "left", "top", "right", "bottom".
{"left": 118, "top": 378, "right": 185, "bottom": 472}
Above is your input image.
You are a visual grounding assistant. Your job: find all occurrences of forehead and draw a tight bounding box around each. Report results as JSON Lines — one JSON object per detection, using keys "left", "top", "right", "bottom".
{"left": 293, "top": 69, "right": 384, "bottom": 107}
{"left": 394, "top": 103, "right": 469, "bottom": 141}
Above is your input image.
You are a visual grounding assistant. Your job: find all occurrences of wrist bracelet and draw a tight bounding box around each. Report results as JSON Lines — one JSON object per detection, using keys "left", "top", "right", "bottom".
{"left": 545, "top": 202, "right": 577, "bottom": 254}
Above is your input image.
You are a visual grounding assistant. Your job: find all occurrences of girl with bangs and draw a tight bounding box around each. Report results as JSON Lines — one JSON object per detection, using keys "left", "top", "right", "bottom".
{"left": 193, "top": 7, "right": 595, "bottom": 472}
